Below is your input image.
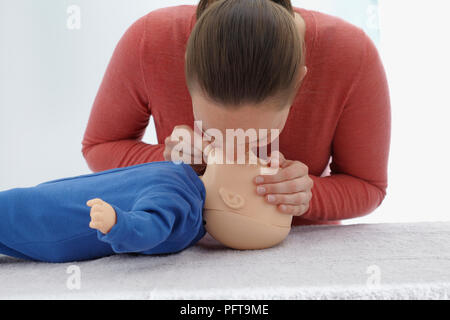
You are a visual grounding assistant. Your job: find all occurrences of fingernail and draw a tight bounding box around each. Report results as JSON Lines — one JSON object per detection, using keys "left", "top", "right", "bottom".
{"left": 257, "top": 186, "right": 266, "bottom": 195}
{"left": 267, "top": 195, "right": 276, "bottom": 202}
{"left": 255, "top": 176, "right": 264, "bottom": 184}
{"left": 280, "top": 205, "right": 286, "bottom": 211}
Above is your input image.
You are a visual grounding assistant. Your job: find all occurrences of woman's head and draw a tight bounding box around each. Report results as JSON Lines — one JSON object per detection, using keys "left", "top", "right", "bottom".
{"left": 185, "top": 0, "right": 307, "bottom": 142}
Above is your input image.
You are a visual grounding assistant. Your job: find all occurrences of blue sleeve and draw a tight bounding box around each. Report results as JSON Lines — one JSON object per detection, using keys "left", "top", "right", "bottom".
{"left": 96, "top": 191, "right": 194, "bottom": 253}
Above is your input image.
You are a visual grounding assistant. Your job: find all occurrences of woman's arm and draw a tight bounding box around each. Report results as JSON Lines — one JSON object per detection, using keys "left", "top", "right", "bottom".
{"left": 81, "top": 15, "right": 164, "bottom": 172}
{"left": 301, "top": 33, "right": 391, "bottom": 221}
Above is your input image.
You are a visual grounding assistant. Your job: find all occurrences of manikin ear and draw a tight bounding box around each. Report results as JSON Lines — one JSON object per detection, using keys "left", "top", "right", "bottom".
{"left": 218, "top": 187, "right": 245, "bottom": 209}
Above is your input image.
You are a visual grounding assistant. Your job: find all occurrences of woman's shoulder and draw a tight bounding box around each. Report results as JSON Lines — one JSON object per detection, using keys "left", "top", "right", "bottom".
{"left": 301, "top": 8, "right": 378, "bottom": 82}
{"left": 140, "top": 5, "right": 196, "bottom": 37}
{"left": 120, "top": 5, "right": 196, "bottom": 57}
{"left": 307, "top": 8, "right": 369, "bottom": 44}
{"left": 144, "top": 4, "right": 196, "bottom": 18}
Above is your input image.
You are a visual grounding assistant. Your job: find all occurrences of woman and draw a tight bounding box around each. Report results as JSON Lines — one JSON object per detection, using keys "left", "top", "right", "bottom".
{"left": 82, "top": 0, "right": 391, "bottom": 226}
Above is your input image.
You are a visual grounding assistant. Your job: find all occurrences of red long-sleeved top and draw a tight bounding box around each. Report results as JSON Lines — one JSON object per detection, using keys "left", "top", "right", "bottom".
{"left": 81, "top": 5, "right": 391, "bottom": 226}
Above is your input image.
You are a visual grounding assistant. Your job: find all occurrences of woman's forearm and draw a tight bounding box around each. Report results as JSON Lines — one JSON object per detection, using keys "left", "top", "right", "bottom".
{"left": 82, "top": 139, "right": 165, "bottom": 172}
{"left": 297, "top": 173, "right": 386, "bottom": 222}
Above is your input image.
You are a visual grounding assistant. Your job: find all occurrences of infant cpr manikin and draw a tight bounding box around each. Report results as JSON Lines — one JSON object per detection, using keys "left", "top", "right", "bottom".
{"left": 200, "top": 148, "right": 293, "bottom": 250}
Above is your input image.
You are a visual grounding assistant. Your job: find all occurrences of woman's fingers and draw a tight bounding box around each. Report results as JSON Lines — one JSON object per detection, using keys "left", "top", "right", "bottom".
{"left": 267, "top": 150, "right": 286, "bottom": 169}
{"left": 164, "top": 138, "right": 193, "bottom": 161}
{"left": 255, "top": 160, "right": 308, "bottom": 185}
{"left": 277, "top": 204, "right": 308, "bottom": 216}
{"left": 252, "top": 153, "right": 313, "bottom": 216}
{"left": 256, "top": 175, "right": 312, "bottom": 195}
{"left": 265, "top": 191, "right": 312, "bottom": 206}
{"left": 164, "top": 128, "right": 211, "bottom": 164}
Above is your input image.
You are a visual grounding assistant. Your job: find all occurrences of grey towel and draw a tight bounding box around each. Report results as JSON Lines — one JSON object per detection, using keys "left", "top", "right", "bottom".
{"left": 1, "top": 222, "right": 449, "bottom": 299}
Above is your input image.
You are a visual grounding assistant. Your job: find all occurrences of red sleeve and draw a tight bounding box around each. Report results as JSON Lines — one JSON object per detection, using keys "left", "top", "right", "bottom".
{"left": 301, "top": 33, "right": 391, "bottom": 221}
{"left": 81, "top": 15, "right": 164, "bottom": 173}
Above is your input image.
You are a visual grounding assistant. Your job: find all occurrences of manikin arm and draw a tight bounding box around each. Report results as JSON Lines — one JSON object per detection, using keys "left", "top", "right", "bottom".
{"left": 86, "top": 192, "right": 192, "bottom": 253}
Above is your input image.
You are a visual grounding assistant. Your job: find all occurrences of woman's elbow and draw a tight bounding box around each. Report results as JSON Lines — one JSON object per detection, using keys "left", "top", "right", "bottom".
{"left": 81, "top": 142, "right": 105, "bottom": 173}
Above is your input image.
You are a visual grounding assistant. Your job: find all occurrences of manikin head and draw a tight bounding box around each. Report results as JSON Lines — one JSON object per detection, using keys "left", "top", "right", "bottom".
{"left": 199, "top": 148, "right": 293, "bottom": 250}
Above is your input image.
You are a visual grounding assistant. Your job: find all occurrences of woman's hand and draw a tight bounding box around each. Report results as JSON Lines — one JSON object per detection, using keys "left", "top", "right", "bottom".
{"left": 163, "top": 125, "right": 211, "bottom": 175}
{"left": 254, "top": 151, "right": 313, "bottom": 216}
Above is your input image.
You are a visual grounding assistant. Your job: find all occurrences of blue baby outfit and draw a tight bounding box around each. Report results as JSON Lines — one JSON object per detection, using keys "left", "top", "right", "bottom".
{"left": 0, "top": 161, "right": 206, "bottom": 262}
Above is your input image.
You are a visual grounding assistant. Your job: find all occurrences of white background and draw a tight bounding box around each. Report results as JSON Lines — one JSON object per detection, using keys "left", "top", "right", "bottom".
{"left": 1, "top": 0, "right": 449, "bottom": 224}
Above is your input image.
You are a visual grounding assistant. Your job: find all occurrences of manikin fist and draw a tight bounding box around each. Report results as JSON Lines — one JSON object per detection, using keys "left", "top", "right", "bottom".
{"left": 86, "top": 198, "right": 117, "bottom": 234}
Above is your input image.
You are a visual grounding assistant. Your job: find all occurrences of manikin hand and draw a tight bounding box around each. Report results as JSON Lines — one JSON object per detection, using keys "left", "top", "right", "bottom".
{"left": 86, "top": 198, "right": 117, "bottom": 234}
